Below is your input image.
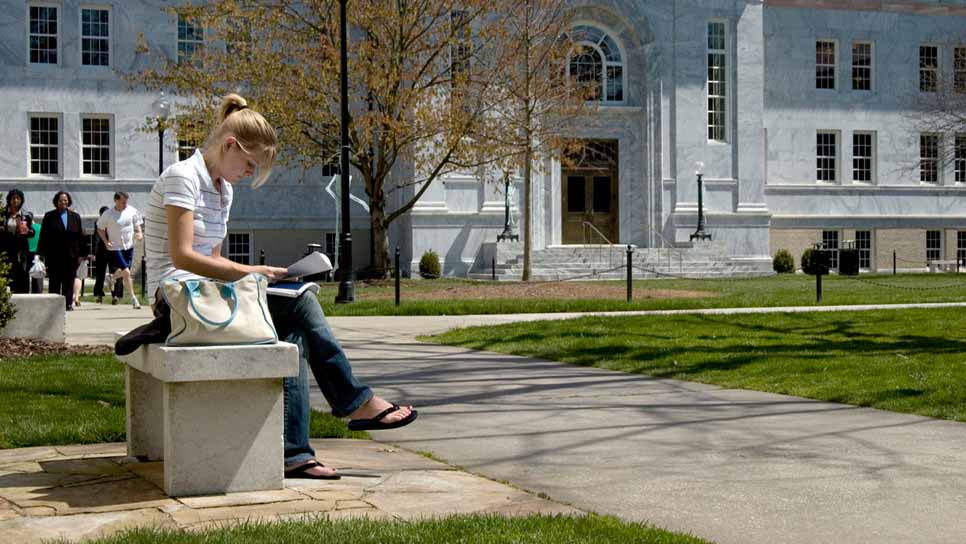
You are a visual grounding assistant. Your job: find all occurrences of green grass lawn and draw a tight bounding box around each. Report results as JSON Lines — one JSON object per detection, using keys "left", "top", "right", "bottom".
{"left": 76, "top": 514, "right": 710, "bottom": 544}
{"left": 0, "top": 354, "right": 367, "bottom": 450}
{"left": 429, "top": 307, "right": 966, "bottom": 422}
{"left": 316, "top": 274, "right": 966, "bottom": 316}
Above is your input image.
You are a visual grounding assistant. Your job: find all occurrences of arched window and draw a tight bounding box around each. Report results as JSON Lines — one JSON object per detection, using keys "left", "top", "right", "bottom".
{"left": 567, "top": 24, "right": 624, "bottom": 104}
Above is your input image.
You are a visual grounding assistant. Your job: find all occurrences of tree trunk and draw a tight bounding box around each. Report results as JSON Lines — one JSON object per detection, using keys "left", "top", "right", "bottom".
{"left": 522, "top": 141, "right": 532, "bottom": 282}
{"left": 368, "top": 186, "right": 392, "bottom": 278}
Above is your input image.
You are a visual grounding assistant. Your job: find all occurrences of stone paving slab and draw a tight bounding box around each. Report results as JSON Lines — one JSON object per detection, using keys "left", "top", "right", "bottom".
{"left": 0, "top": 439, "right": 581, "bottom": 544}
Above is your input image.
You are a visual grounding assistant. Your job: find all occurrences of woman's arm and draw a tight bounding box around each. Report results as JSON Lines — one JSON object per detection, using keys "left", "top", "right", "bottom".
{"left": 166, "top": 205, "right": 286, "bottom": 281}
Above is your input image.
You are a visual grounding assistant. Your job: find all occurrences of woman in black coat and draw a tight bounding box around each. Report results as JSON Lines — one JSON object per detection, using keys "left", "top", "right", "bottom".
{"left": 37, "top": 191, "right": 88, "bottom": 310}
{"left": 0, "top": 188, "right": 35, "bottom": 293}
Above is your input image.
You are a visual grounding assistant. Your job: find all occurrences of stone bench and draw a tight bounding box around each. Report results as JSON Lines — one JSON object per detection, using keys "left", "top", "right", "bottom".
{"left": 0, "top": 294, "right": 65, "bottom": 342}
{"left": 927, "top": 260, "right": 960, "bottom": 273}
{"left": 116, "top": 340, "right": 299, "bottom": 497}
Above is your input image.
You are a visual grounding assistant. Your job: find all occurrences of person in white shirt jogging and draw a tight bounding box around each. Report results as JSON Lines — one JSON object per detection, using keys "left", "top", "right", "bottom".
{"left": 96, "top": 191, "right": 144, "bottom": 309}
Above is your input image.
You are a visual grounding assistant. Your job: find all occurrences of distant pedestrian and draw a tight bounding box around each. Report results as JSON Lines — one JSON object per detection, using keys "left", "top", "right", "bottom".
{"left": 0, "top": 189, "right": 35, "bottom": 293}
{"left": 96, "top": 192, "right": 143, "bottom": 309}
{"left": 37, "top": 191, "right": 88, "bottom": 311}
{"left": 91, "top": 205, "right": 123, "bottom": 303}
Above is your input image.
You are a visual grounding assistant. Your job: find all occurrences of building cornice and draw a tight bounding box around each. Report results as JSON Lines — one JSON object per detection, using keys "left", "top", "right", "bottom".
{"left": 765, "top": 0, "right": 966, "bottom": 16}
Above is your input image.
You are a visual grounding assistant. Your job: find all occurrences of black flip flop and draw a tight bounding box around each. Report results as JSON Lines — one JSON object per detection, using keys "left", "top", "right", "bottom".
{"left": 284, "top": 460, "right": 341, "bottom": 480}
{"left": 348, "top": 404, "right": 418, "bottom": 431}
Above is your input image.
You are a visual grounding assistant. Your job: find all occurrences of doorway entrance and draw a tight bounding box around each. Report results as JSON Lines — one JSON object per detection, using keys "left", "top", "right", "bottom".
{"left": 561, "top": 140, "right": 619, "bottom": 244}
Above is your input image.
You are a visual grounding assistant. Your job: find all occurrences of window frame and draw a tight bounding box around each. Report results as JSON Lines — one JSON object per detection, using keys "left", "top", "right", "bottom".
{"left": 707, "top": 19, "right": 728, "bottom": 143}
{"left": 822, "top": 230, "right": 840, "bottom": 270}
{"left": 27, "top": 2, "right": 60, "bottom": 66}
{"left": 851, "top": 41, "right": 873, "bottom": 91}
{"left": 566, "top": 22, "right": 626, "bottom": 106}
{"left": 78, "top": 4, "right": 111, "bottom": 68}
{"left": 957, "top": 231, "right": 966, "bottom": 264}
{"left": 816, "top": 39, "right": 838, "bottom": 91}
{"left": 177, "top": 138, "right": 197, "bottom": 162}
{"left": 226, "top": 232, "right": 252, "bottom": 265}
{"left": 926, "top": 230, "right": 942, "bottom": 262}
{"left": 27, "top": 112, "right": 62, "bottom": 178}
{"left": 177, "top": 13, "right": 205, "bottom": 67}
{"left": 920, "top": 44, "right": 940, "bottom": 93}
{"left": 80, "top": 114, "right": 114, "bottom": 178}
{"left": 919, "top": 132, "right": 941, "bottom": 184}
{"left": 816, "top": 130, "right": 840, "bottom": 183}
{"left": 855, "top": 230, "right": 872, "bottom": 270}
{"left": 851, "top": 131, "right": 876, "bottom": 184}
{"left": 955, "top": 134, "right": 966, "bottom": 184}
{"left": 955, "top": 46, "right": 966, "bottom": 93}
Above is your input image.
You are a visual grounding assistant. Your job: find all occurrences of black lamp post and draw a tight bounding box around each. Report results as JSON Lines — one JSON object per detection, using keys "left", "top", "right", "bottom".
{"left": 497, "top": 175, "right": 519, "bottom": 242}
{"left": 690, "top": 161, "right": 711, "bottom": 242}
{"left": 335, "top": 0, "right": 355, "bottom": 303}
{"left": 151, "top": 91, "right": 171, "bottom": 176}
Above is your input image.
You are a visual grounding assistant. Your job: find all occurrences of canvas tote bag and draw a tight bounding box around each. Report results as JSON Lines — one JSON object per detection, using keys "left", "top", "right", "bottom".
{"left": 160, "top": 273, "right": 278, "bottom": 346}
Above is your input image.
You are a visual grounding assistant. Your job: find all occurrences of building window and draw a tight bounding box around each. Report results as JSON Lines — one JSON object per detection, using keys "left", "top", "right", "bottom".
{"left": 920, "top": 133, "right": 940, "bottom": 184}
{"left": 817, "top": 131, "right": 838, "bottom": 182}
{"left": 177, "top": 14, "right": 204, "bottom": 66}
{"left": 226, "top": 233, "right": 250, "bottom": 264}
{"left": 856, "top": 230, "right": 871, "bottom": 269}
{"left": 28, "top": 5, "right": 58, "bottom": 64}
{"left": 958, "top": 231, "right": 966, "bottom": 264}
{"left": 822, "top": 230, "right": 839, "bottom": 270}
{"left": 852, "top": 132, "right": 874, "bottom": 183}
{"left": 29, "top": 115, "right": 60, "bottom": 175}
{"left": 920, "top": 45, "right": 939, "bottom": 92}
{"left": 80, "top": 8, "right": 109, "bottom": 66}
{"left": 852, "top": 42, "right": 872, "bottom": 91}
{"left": 324, "top": 232, "right": 337, "bottom": 262}
{"left": 177, "top": 139, "right": 196, "bottom": 161}
{"left": 956, "top": 134, "right": 966, "bottom": 183}
{"left": 567, "top": 25, "right": 624, "bottom": 103}
{"left": 816, "top": 40, "right": 836, "bottom": 90}
{"left": 707, "top": 21, "right": 727, "bottom": 142}
{"left": 81, "top": 116, "right": 111, "bottom": 176}
{"left": 956, "top": 47, "right": 966, "bottom": 93}
{"left": 927, "top": 230, "right": 942, "bottom": 262}
{"left": 450, "top": 10, "right": 470, "bottom": 87}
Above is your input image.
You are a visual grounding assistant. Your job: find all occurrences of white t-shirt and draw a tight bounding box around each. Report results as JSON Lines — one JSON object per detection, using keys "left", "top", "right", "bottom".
{"left": 96, "top": 205, "right": 142, "bottom": 251}
{"left": 144, "top": 149, "right": 233, "bottom": 302}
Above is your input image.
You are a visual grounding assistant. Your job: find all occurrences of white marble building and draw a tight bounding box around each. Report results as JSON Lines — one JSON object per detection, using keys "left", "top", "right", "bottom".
{"left": 2, "top": 0, "right": 966, "bottom": 278}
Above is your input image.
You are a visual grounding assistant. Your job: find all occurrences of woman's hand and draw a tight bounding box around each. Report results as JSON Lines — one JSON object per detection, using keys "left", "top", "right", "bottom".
{"left": 251, "top": 265, "right": 288, "bottom": 280}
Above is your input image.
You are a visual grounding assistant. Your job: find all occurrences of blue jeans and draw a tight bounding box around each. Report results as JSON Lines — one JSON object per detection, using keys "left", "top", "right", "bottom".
{"left": 267, "top": 292, "right": 373, "bottom": 467}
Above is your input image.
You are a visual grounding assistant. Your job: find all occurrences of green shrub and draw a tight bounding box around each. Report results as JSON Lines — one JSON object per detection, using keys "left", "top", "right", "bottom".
{"left": 800, "top": 248, "right": 821, "bottom": 275}
{"left": 0, "top": 254, "right": 16, "bottom": 331}
{"left": 772, "top": 249, "right": 794, "bottom": 274}
{"left": 419, "top": 250, "right": 441, "bottom": 279}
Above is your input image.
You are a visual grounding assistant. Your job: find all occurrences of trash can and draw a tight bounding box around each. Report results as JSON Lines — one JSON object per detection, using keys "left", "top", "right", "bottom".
{"left": 839, "top": 248, "right": 860, "bottom": 276}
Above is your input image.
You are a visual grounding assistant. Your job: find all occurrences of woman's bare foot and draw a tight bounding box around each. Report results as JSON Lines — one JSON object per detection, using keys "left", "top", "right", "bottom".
{"left": 285, "top": 459, "right": 338, "bottom": 479}
{"left": 349, "top": 396, "right": 413, "bottom": 425}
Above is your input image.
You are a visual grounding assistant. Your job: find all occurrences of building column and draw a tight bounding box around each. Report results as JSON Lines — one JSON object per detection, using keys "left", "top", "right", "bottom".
{"left": 735, "top": 0, "right": 768, "bottom": 215}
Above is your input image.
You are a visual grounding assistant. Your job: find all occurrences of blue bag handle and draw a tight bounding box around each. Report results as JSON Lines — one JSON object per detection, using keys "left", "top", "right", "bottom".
{"left": 184, "top": 280, "right": 238, "bottom": 328}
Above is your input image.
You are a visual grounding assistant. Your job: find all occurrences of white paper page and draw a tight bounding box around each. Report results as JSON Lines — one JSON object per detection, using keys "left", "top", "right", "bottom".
{"left": 284, "top": 252, "right": 333, "bottom": 280}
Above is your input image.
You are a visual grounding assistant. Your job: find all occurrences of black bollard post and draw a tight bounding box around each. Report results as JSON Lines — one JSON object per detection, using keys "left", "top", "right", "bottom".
{"left": 626, "top": 245, "right": 633, "bottom": 303}
{"left": 816, "top": 272, "right": 822, "bottom": 303}
{"left": 492, "top": 258, "right": 496, "bottom": 281}
{"left": 893, "top": 250, "right": 896, "bottom": 276}
{"left": 394, "top": 246, "right": 401, "bottom": 307}
{"left": 140, "top": 254, "right": 147, "bottom": 298}
{"left": 259, "top": 249, "right": 265, "bottom": 266}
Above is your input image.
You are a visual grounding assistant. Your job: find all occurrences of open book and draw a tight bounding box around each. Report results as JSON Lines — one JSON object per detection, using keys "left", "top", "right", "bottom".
{"left": 267, "top": 252, "right": 332, "bottom": 298}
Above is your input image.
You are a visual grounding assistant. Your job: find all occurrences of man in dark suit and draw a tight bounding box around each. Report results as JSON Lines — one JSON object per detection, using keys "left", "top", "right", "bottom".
{"left": 37, "top": 191, "right": 88, "bottom": 311}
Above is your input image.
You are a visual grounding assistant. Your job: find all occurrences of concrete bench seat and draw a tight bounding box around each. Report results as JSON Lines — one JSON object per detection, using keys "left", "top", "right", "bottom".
{"left": 927, "top": 260, "right": 960, "bottom": 273}
{"left": 117, "top": 339, "right": 299, "bottom": 497}
{"left": 0, "top": 294, "right": 65, "bottom": 342}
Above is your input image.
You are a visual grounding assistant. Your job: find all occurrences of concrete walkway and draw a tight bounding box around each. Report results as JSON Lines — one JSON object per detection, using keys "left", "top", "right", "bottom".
{"left": 64, "top": 302, "right": 966, "bottom": 544}
{"left": 0, "top": 440, "right": 577, "bottom": 543}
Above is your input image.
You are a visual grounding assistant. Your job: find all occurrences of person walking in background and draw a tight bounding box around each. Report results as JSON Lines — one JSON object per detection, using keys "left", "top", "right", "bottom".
{"left": 97, "top": 192, "right": 143, "bottom": 309}
{"left": 72, "top": 255, "right": 88, "bottom": 307}
{"left": 91, "top": 205, "right": 123, "bottom": 304}
{"left": 37, "top": 191, "right": 87, "bottom": 311}
{"left": 0, "top": 189, "right": 35, "bottom": 293}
